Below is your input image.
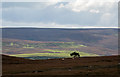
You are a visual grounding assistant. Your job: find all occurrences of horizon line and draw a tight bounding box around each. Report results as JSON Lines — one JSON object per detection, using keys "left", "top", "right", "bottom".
{"left": 1, "top": 27, "right": 119, "bottom": 29}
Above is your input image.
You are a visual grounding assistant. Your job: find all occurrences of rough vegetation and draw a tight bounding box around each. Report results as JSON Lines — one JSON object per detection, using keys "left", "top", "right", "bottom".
{"left": 2, "top": 55, "right": 120, "bottom": 76}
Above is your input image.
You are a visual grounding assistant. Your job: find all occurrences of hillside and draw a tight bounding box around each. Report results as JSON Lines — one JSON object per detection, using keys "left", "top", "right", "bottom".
{"left": 2, "top": 55, "right": 120, "bottom": 76}
{"left": 2, "top": 28, "right": 118, "bottom": 43}
{"left": 2, "top": 28, "right": 118, "bottom": 59}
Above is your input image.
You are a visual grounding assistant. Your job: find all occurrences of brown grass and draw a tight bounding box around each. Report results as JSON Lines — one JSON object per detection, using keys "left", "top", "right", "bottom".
{"left": 2, "top": 55, "right": 120, "bottom": 76}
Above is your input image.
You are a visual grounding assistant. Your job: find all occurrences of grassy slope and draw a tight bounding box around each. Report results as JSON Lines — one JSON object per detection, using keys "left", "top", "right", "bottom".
{"left": 3, "top": 40, "right": 99, "bottom": 58}
{"left": 10, "top": 49, "right": 98, "bottom": 58}
{"left": 3, "top": 38, "right": 118, "bottom": 56}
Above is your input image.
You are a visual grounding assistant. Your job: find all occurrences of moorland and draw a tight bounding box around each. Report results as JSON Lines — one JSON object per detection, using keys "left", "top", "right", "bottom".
{"left": 2, "top": 28, "right": 118, "bottom": 59}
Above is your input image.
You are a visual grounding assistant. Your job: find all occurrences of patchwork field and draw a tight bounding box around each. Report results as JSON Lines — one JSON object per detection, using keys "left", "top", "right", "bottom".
{"left": 2, "top": 28, "right": 118, "bottom": 59}
{"left": 3, "top": 39, "right": 98, "bottom": 59}
{"left": 10, "top": 50, "right": 98, "bottom": 57}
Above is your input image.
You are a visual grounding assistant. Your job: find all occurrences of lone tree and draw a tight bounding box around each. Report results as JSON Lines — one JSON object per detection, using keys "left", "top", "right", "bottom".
{"left": 70, "top": 52, "right": 80, "bottom": 58}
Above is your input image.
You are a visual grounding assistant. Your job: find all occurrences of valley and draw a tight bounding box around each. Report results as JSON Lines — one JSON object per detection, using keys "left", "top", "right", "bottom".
{"left": 2, "top": 28, "right": 118, "bottom": 59}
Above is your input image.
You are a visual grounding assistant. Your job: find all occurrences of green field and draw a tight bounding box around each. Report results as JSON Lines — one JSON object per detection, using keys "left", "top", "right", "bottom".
{"left": 4, "top": 41, "right": 99, "bottom": 59}
{"left": 10, "top": 49, "right": 99, "bottom": 58}
{"left": 3, "top": 42, "right": 87, "bottom": 49}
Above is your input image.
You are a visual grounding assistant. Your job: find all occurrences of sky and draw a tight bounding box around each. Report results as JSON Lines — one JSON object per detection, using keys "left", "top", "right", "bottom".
{"left": 1, "top": 0, "right": 119, "bottom": 28}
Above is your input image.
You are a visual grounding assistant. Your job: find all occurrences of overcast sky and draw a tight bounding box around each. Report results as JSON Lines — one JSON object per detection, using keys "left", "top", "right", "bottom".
{"left": 1, "top": 0, "right": 119, "bottom": 28}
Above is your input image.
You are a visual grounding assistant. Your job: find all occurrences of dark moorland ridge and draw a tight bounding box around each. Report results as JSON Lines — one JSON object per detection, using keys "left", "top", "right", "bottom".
{"left": 2, "top": 28, "right": 119, "bottom": 48}
{"left": 2, "top": 55, "right": 120, "bottom": 76}
{"left": 2, "top": 28, "right": 118, "bottom": 43}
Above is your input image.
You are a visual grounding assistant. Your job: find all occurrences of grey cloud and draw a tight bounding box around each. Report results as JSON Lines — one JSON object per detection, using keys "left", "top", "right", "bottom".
{"left": 2, "top": 2, "right": 118, "bottom": 28}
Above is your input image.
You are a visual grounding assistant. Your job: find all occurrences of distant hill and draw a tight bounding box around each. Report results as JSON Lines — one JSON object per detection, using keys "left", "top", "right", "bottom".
{"left": 2, "top": 28, "right": 118, "bottom": 58}
{"left": 2, "top": 28, "right": 118, "bottom": 43}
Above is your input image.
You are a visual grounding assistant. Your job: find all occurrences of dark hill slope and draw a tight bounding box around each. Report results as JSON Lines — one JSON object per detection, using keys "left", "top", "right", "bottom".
{"left": 2, "top": 55, "right": 120, "bottom": 76}
{"left": 2, "top": 55, "right": 33, "bottom": 64}
{"left": 2, "top": 54, "right": 119, "bottom": 64}
{"left": 2, "top": 28, "right": 118, "bottom": 43}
